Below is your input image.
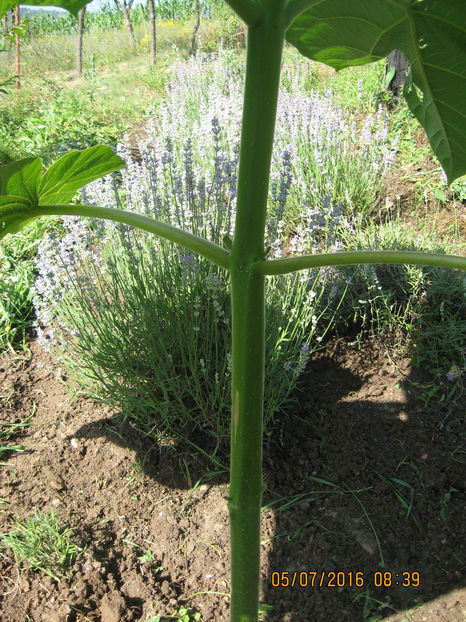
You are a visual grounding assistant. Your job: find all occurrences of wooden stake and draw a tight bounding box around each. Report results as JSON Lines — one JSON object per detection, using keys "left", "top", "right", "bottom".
{"left": 14, "top": 5, "right": 20, "bottom": 89}
{"left": 76, "top": 6, "right": 86, "bottom": 78}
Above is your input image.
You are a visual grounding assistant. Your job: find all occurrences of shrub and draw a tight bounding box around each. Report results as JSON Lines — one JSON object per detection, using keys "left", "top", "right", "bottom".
{"left": 323, "top": 220, "right": 465, "bottom": 392}
{"left": 1, "top": 511, "right": 83, "bottom": 582}
{"left": 32, "top": 51, "right": 400, "bottom": 454}
{"left": 33, "top": 135, "right": 340, "bottom": 456}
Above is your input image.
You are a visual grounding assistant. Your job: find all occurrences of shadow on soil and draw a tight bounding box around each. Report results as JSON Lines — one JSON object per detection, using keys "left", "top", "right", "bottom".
{"left": 69, "top": 333, "right": 465, "bottom": 621}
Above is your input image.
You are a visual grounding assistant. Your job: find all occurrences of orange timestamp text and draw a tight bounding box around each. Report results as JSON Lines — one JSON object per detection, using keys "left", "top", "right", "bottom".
{"left": 270, "top": 570, "right": 421, "bottom": 589}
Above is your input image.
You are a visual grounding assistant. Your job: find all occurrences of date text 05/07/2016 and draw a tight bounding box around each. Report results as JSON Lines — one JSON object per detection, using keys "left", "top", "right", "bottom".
{"left": 270, "top": 570, "right": 421, "bottom": 589}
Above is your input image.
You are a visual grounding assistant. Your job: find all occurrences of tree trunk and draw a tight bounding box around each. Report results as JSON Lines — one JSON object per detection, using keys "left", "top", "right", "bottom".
{"left": 114, "top": 0, "right": 137, "bottom": 50}
{"left": 2, "top": 12, "right": 10, "bottom": 50}
{"left": 189, "top": 0, "right": 201, "bottom": 57}
{"left": 76, "top": 6, "right": 86, "bottom": 78}
{"left": 147, "top": 0, "right": 156, "bottom": 65}
{"left": 14, "top": 6, "right": 19, "bottom": 89}
{"left": 386, "top": 50, "right": 409, "bottom": 100}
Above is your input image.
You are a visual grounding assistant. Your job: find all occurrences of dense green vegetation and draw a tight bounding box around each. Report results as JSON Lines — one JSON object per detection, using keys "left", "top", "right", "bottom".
{"left": 0, "top": 3, "right": 464, "bottom": 433}
{"left": 20, "top": 0, "right": 227, "bottom": 39}
{"left": 0, "top": 4, "right": 464, "bottom": 620}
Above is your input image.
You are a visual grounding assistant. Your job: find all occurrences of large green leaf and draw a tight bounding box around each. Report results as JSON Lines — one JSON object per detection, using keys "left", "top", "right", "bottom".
{"left": 286, "top": 0, "right": 466, "bottom": 184}
{"left": 0, "top": 158, "right": 42, "bottom": 205}
{"left": 0, "top": 194, "right": 36, "bottom": 237}
{"left": 0, "top": 146, "right": 124, "bottom": 241}
{"left": 38, "top": 146, "right": 124, "bottom": 205}
{"left": 0, "top": 0, "right": 90, "bottom": 19}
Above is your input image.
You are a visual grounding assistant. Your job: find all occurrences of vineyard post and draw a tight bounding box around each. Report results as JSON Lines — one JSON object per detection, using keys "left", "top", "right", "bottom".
{"left": 14, "top": 4, "right": 19, "bottom": 88}
{"left": 147, "top": 0, "right": 155, "bottom": 65}
{"left": 189, "top": 0, "right": 201, "bottom": 56}
{"left": 113, "top": 0, "right": 136, "bottom": 50}
{"left": 76, "top": 5, "right": 86, "bottom": 78}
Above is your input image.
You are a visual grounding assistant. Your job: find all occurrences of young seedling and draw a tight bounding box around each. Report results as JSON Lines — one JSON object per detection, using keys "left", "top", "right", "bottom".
{"left": 147, "top": 608, "right": 202, "bottom": 622}
{"left": 0, "top": 406, "right": 35, "bottom": 461}
{"left": 0, "top": 0, "right": 465, "bottom": 620}
{"left": 0, "top": 509, "right": 83, "bottom": 581}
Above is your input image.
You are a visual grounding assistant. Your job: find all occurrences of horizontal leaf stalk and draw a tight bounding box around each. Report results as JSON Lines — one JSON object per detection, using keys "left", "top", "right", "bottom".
{"left": 34, "top": 205, "right": 230, "bottom": 269}
{"left": 258, "top": 250, "right": 466, "bottom": 275}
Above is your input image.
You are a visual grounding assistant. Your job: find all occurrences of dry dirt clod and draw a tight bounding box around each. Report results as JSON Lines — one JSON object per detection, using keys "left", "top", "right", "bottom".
{"left": 100, "top": 591, "right": 128, "bottom": 622}
{"left": 42, "top": 466, "right": 66, "bottom": 491}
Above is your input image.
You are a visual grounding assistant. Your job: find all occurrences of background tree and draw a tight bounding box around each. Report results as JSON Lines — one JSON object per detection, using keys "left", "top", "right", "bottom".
{"left": 189, "top": 0, "right": 200, "bottom": 57}
{"left": 113, "top": 0, "right": 136, "bottom": 50}
{"left": 76, "top": 5, "right": 86, "bottom": 78}
{"left": 147, "top": 0, "right": 155, "bottom": 65}
{"left": 2, "top": 9, "right": 11, "bottom": 50}
{"left": 13, "top": 4, "right": 18, "bottom": 88}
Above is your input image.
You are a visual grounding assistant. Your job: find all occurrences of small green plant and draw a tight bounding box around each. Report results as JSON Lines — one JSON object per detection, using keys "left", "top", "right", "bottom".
{"left": 0, "top": 510, "right": 83, "bottom": 581}
{"left": 257, "top": 603, "right": 274, "bottom": 621}
{"left": 123, "top": 538, "right": 163, "bottom": 570}
{"left": 440, "top": 486, "right": 458, "bottom": 522}
{"left": 147, "top": 608, "right": 202, "bottom": 622}
{"left": 0, "top": 406, "right": 35, "bottom": 460}
{"left": 0, "top": 1, "right": 465, "bottom": 621}
{"left": 138, "top": 548, "right": 156, "bottom": 564}
{"left": 374, "top": 472, "right": 423, "bottom": 535}
{"left": 0, "top": 219, "right": 51, "bottom": 351}
{"left": 352, "top": 588, "right": 398, "bottom": 621}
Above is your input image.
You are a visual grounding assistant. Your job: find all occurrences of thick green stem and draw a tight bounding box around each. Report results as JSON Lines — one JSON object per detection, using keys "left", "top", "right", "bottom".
{"left": 229, "top": 13, "right": 285, "bottom": 622}
{"left": 229, "top": 269, "right": 265, "bottom": 622}
{"left": 224, "top": 0, "right": 263, "bottom": 27}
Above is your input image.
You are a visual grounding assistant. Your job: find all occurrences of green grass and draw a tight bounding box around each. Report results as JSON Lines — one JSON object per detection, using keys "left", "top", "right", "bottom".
{"left": 321, "top": 213, "right": 465, "bottom": 403}
{"left": 146, "top": 609, "right": 202, "bottom": 622}
{"left": 0, "top": 77, "right": 127, "bottom": 165}
{"left": 373, "top": 472, "right": 423, "bottom": 535}
{"left": 0, "top": 407, "right": 35, "bottom": 461}
{"left": 0, "top": 18, "right": 242, "bottom": 166}
{"left": 0, "top": 17, "right": 241, "bottom": 78}
{"left": 0, "top": 219, "right": 53, "bottom": 351}
{"left": 0, "top": 510, "right": 83, "bottom": 581}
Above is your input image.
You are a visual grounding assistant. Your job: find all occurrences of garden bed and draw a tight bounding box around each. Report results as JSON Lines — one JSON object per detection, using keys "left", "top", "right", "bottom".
{"left": 0, "top": 336, "right": 464, "bottom": 621}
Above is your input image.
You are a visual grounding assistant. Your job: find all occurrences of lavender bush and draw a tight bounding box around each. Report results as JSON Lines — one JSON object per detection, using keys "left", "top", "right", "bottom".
{"left": 150, "top": 51, "right": 397, "bottom": 230}
{"left": 32, "top": 50, "right": 399, "bottom": 452}
{"left": 32, "top": 130, "right": 338, "bottom": 452}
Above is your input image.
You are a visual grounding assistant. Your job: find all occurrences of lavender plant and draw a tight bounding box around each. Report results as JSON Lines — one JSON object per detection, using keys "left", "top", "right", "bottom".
{"left": 151, "top": 50, "right": 397, "bottom": 229}
{"left": 322, "top": 219, "right": 465, "bottom": 370}
{"left": 32, "top": 104, "right": 342, "bottom": 453}
{"left": 1, "top": 1, "right": 465, "bottom": 620}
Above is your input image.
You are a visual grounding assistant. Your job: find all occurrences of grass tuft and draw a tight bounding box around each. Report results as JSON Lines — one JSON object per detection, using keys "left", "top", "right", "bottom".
{"left": 0, "top": 510, "right": 83, "bottom": 582}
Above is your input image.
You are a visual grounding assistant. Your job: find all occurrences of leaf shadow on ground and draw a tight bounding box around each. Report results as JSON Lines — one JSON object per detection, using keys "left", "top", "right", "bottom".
{"left": 67, "top": 331, "right": 465, "bottom": 621}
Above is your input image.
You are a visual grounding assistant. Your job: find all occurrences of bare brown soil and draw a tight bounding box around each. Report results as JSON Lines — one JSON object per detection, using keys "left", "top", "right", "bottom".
{"left": 0, "top": 337, "right": 465, "bottom": 621}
